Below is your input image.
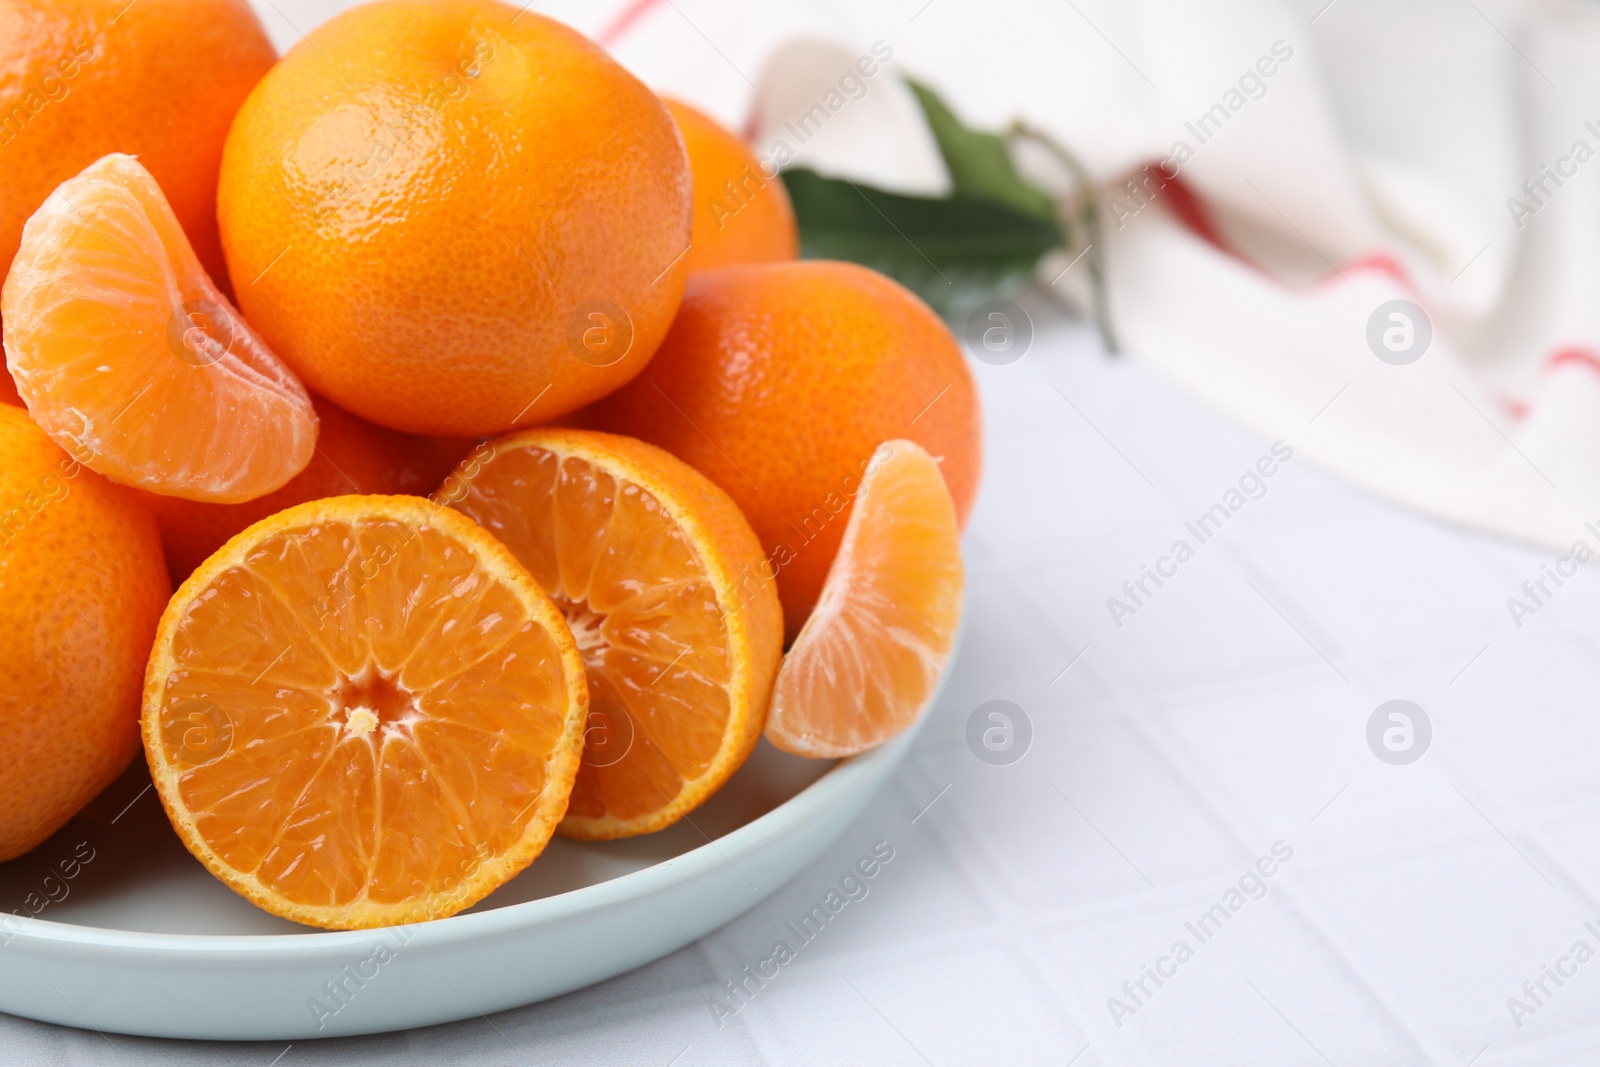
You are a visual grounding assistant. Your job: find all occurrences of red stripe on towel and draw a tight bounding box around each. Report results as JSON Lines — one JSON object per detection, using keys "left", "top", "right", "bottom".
{"left": 1160, "top": 174, "right": 1230, "bottom": 253}
{"left": 597, "top": 0, "right": 666, "bottom": 47}
{"left": 1548, "top": 347, "right": 1600, "bottom": 376}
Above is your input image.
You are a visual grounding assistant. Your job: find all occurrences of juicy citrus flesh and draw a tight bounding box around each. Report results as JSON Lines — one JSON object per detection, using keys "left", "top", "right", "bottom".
{"left": 142, "top": 495, "right": 588, "bottom": 929}
{"left": 0, "top": 0, "right": 276, "bottom": 406}
{"left": 147, "top": 393, "right": 473, "bottom": 581}
{"left": 664, "top": 98, "right": 798, "bottom": 272}
{"left": 445, "top": 428, "right": 783, "bottom": 839}
{"left": 217, "top": 0, "right": 692, "bottom": 437}
{"left": 0, "top": 0, "right": 276, "bottom": 293}
{"left": 765, "top": 441, "right": 964, "bottom": 758}
{"left": 584, "top": 260, "right": 981, "bottom": 640}
{"left": 2, "top": 154, "right": 317, "bottom": 503}
{"left": 0, "top": 404, "right": 169, "bottom": 860}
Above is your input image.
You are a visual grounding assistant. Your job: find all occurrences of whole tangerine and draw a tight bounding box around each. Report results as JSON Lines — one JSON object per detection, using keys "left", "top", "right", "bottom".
{"left": 147, "top": 394, "right": 475, "bottom": 581}
{"left": 585, "top": 260, "right": 981, "bottom": 638}
{"left": 217, "top": 0, "right": 692, "bottom": 437}
{"left": 665, "top": 98, "right": 798, "bottom": 272}
{"left": 0, "top": 403, "right": 169, "bottom": 860}
{"left": 0, "top": 0, "right": 277, "bottom": 402}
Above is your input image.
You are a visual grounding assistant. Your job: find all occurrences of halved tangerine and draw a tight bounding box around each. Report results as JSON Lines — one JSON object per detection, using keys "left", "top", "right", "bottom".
{"left": 142, "top": 495, "right": 588, "bottom": 929}
{"left": 2, "top": 154, "right": 316, "bottom": 503}
{"left": 147, "top": 393, "right": 475, "bottom": 582}
{"left": 444, "top": 428, "right": 784, "bottom": 839}
{"left": 764, "top": 441, "right": 964, "bottom": 757}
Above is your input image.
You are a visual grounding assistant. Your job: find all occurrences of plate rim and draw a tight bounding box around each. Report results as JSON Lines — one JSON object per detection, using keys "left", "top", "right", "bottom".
{"left": 1, "top": 729, "right": 913, "bottom": 959}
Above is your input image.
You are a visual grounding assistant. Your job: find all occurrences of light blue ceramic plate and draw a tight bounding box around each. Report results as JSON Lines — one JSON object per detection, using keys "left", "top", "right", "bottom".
{"left": 0, "top": 727, "right": 916, "bottom": 1041}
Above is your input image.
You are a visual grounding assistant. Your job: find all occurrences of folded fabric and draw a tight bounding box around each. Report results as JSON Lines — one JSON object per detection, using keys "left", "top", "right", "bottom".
{"left": 600, "top": 0, "right": 1600, "bottom": 553}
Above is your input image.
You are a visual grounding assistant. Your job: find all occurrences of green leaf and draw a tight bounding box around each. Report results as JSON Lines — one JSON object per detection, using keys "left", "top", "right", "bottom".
{"left": 907, "top": 80, "right": 1056, "bottom": 222}
{"left": 781, "top": 167, "right": 1063, "bottom": 322}
{"left": 779, "top": 82, "right": 1073, "bottom": 323}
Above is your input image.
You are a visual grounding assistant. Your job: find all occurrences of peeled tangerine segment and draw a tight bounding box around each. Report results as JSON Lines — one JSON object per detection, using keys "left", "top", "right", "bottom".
{"left": 142, "top": 496, "right": 589, "bottom": 930}
{"left": 445, "top": 428, "right": 783, "bottom": 840}
{"left": 1, "top": 153, "right": 315, "bottom": 503}
{"left": 765, "top": 440, "right": 965, "bottom": 758}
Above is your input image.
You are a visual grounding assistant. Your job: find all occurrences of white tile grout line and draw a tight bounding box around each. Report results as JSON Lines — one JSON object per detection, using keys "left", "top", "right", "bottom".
{"left": 1059, "top": 513, "right": 1600, "bottom": 1061}
{"left": 883, "top": 765, "right": 1111, "bottom": 1063}
{"left": 1099, "top": 663, "right": 1461, "bottom": 1064}
{"left": 1158, "top": 562, "right": 1600, "bottom": 1054}
{"left": 924, "top": 325, "right": 1584, "bottom": 1061}
{"left": 928, "top": 329, "right": 1600, "bottom": 1062}
{"left": 998, "top": 342, "right": 1467, "bottom": 1060}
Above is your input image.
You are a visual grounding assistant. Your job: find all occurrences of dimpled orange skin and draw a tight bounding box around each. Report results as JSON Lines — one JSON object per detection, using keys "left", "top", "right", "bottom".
{"left": 0, "top": 0, "right": 274, "bottom": 404}
{"left": 217, "top": 0, "right": 692, "bottom": 438}
{"left": 0, "top": 0, "right": 275, "bottom": 305}
{"left": 0, "top": 404, "right": 169, "bottom": 860}
{"left": 146, "top": 394, "right": 476, "bottom": 582}
{"left": 664, "top": 99, "right": 798, "bottom": 272}
{"left": 585, "top": 261, "right": 981, "bottom": 639}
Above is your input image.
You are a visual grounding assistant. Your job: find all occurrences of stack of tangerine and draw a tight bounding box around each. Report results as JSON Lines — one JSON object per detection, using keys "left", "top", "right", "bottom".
{"left": 0, "top": 0, "right": 980, "bottom": 929}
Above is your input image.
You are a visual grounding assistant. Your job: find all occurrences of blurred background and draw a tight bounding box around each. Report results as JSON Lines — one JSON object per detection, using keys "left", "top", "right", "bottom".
{"left": 16, "top": 0, "right": 1600, "bottom": 1063}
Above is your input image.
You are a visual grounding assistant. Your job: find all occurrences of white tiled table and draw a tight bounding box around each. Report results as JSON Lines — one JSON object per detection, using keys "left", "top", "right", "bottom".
{"left": 9, "top": 298, "right": 1600, "bottom": 1064}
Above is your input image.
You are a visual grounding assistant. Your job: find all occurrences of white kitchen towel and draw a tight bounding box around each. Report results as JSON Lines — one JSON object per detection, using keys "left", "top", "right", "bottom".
{"left": 588, "top": 0, "right": 1600, "bottom": 558}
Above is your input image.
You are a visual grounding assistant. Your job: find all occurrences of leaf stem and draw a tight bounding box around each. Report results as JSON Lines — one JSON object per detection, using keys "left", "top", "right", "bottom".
{"left": 1007, "top": 122, "right": 1120, "bottom": 355}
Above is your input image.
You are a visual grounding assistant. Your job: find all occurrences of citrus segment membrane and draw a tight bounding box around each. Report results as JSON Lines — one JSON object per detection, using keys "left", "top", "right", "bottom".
{"left": 765, "top": 440, "right": 964, "bottom": 758}
{"left": 2, "top": 153, "right": 316, "bottom": 503}
{"left": 147, "top": 394, "right": 475, "bottom": 581}
{"left": 142, "top": 496, "right": 587, "bottom": 929}
{"left": 445, "top": 429, "right": 783, "bottom": 839}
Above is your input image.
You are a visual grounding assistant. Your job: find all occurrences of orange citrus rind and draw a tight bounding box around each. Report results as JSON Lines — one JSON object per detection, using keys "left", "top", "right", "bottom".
{"left": 444, "top": 428, "right": 784, "bottom": 840}
{"left": 142, "top": 494, "right": 588, "bottom": 930}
